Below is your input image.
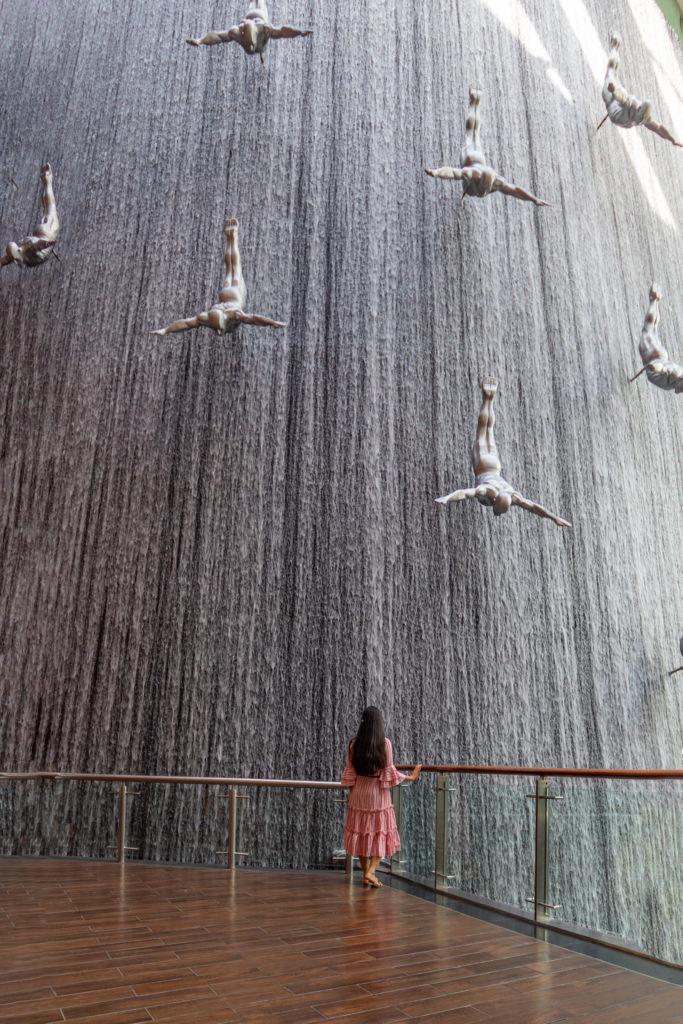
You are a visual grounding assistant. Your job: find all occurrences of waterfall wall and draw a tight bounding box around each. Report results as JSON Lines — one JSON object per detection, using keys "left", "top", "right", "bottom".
{"left": 0, "top": 0, "right": 681, "bottom": 959}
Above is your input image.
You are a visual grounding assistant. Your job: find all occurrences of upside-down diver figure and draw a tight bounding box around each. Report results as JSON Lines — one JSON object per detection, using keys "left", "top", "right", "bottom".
{"left": 436, "top": 377, "right": 571, "bottom": 528}
{"left": 425, "top": 89, "right": 549, "bottom": 207}
{"left": 598, "top": 34, "right": 682, "bottom": 147}
{"left": 630, "top": 285, "right": 683, "bottom": 393}
{"left": 1, "top": 163, "right": 58, "bottom": 269}
{"left": 151, "top": 218, "right": 286, "bottom": 337}
{"left": 187, "top": 2, "right": 312, "bottom": 64}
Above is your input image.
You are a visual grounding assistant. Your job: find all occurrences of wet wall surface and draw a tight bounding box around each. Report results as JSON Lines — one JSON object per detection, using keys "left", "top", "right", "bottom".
{"left": 0, "top": 0, "right": 681, "bottom": 952}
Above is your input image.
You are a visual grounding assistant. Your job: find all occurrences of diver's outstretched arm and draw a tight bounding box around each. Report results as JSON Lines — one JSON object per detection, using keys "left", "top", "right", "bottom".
{"left": 643, "top": 119, "right": 683, "bottom": 147}
{"left": 425, "top": 166, "right": 466, "bottom": 180}
{"left": 435, "top": 488, "right": 476, "bottom": 505}
{"left": 266, "top": 24, "right": 313, "bottom": 39}
{"left": 239, "top": 312, "right": 287, "bottom": 328}
{"left": 512, "top": 492, "right": 571, "bottom": 527}
{"left": 151, "top": 313, "right": 204, "bottom": 335}
{"left": 187, "top": 27, "right": 239, "bottom": 46}
{"left": 492, "top": 175, "right": 549, "bottom": 207}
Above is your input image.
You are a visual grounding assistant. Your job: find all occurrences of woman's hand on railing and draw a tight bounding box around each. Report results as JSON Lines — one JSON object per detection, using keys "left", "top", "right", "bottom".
{"left": 407, "top": 764, "right": 422, "bottom": 782}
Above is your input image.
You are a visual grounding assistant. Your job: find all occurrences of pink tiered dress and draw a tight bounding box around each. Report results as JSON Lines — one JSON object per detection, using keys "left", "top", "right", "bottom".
{"left": 342, "top": 738, "right": 406, "bottom": 857}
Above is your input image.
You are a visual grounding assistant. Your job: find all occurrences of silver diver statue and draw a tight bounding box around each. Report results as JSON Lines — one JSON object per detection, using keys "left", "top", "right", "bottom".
{"left": 187, "top": 3, "right": 312, "bottom": 63}
{"left": 425, "top": 89, "right": 549, "bottom": 207}
{"left": 1, "top": 163, "right": 58, "bottom": 269}
{"left": 151, "top": 218, "right": 286, "bottom": 337}
{"left": 436, "top": 377, "right": 571, "bottom": 528}
{"left": 630, "top": 285, "right": 683, "bottom": 393}
{"left": 598, "top": 34, "right": 682, "bottom": 147}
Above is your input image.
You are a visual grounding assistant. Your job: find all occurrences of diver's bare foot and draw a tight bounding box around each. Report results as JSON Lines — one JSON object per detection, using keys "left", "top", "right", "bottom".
{"left": 186, "top": 38, "right": 200, "bottom": 46}
{"left": 482, "top": 376, "right": 498, "bottom": 397}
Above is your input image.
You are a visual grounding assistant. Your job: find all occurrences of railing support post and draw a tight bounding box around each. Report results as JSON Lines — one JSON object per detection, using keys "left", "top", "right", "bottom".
{"left": 107, "top": 784, "right": 139, "bottom": 861}
{"left": 228, "top": 786, "right": 236, "bottom": 870}
{"left": 525, "top": 776, "right": 561, "bottom": 920}
{"left": 391, "top": 781, "right": 405, "bottom": 873}
{"left": 434, "top": 772, "right": 449, "bottom": 891}
{"left": 217, "top": 786, "right": 248, "bottom": 866}
{"left": 117, "top": 783, "right": 127, "bottom": 863}
{"left": 534, "top": 777, "right": 550, "bottom": 920}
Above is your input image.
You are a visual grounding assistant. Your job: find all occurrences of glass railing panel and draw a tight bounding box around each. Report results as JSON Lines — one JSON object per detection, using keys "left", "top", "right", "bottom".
{"left": 125, "top": 782, "right": 215, "bottom": 863}
{"left": 127, "top": 781, "right": 238, "bottom": 865}
{"left": 389, "top": 772, "right": 436, "bottom": 881}
{"left": 234, "top": 785, "right": 348, "bottom": 870}
{"left": 444, "top": 773, "right": 534, "bottom": 911}
{"left": 0, "top": 778, "right": 117, "bottom": 858}
{"left": 551, "top": 777, "right": 682, "bottom": 965}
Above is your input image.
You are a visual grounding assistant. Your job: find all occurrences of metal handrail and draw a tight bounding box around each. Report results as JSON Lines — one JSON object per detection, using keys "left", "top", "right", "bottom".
{"left": 397, "top": 766, "right": 682, "bottom": 779}
{"left": 2, "top": 766, "right": 681, "bottom": 783}
{"left": 0, "top": 771, "right": 344, "bottom": 787}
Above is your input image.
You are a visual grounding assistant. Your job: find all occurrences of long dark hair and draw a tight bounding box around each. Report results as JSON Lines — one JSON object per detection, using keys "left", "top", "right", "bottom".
{"left": 351, "top": 706, "right": 387, "bottom": 775}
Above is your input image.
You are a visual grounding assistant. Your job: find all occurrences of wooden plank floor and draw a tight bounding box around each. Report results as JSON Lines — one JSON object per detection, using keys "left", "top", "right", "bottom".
{"left": 0, "top": 859, "right": 680, "bottom": 1024}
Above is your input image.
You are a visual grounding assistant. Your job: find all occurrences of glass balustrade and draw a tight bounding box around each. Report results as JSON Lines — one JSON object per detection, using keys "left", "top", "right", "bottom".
{"left": 1, "top": 768, "right": 680, "bottom": 967}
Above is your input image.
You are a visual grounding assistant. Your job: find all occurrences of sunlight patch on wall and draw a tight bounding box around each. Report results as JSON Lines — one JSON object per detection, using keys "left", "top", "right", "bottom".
{"left": 479, "top": 0, "right": 574, "bottom": 103}
{"left": 556, "top": 0, "right": 677, "bottom": 230}
{"left": 627, "top": 0, "right": 683, "bottom": 133}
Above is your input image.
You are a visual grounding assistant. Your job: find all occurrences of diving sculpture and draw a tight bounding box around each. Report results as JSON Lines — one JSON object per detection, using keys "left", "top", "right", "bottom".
{"left": 630, "top": 285, "right": 683, "bottom": 393}
{"left": 598, "top": 35, "right": 682, "bottom": 147}
{"left": 436, "top": 378, "right": 571, "bottom": 528}
{"left": 425, "top": 89, "right": 549, "bottom": 207}
{"left": 151, "top": 218, "right": 286, "bottom": 336}
{"left": 670, "top": 637, "right": 683, "bottom": 676}
{"left": 1, "top": 163, "right": 58, "bottom": 269}
{"left": 187, "top": 3, "right": 312, "bottom": 63}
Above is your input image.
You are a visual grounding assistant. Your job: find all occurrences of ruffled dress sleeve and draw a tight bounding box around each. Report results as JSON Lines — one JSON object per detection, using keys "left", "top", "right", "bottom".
{"left": 378, "top": 739, "right": 407, "bottom": 788}
{"left": 341, "top": 743, "right": 357, "bottom": 787}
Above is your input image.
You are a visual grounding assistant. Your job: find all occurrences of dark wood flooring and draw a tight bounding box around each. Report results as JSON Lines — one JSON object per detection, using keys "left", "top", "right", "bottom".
{"left": 0, "top": 859, "right": 680, "bottom": 1024}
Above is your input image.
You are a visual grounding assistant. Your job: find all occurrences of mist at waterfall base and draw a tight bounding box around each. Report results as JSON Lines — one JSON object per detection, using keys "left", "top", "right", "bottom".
{"left": 0, "top": 0, "right": 681, "bottom": 963}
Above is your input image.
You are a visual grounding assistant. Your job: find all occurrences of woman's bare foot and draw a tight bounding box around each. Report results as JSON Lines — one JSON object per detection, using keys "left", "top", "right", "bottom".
{"left": 364, "top": 874, "right": 383, "bottom": 888}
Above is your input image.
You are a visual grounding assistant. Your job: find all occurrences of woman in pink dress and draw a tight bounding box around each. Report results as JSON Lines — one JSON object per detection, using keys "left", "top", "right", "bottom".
{"left": 342, "top": 706, "right": 421, "bottom": 888}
